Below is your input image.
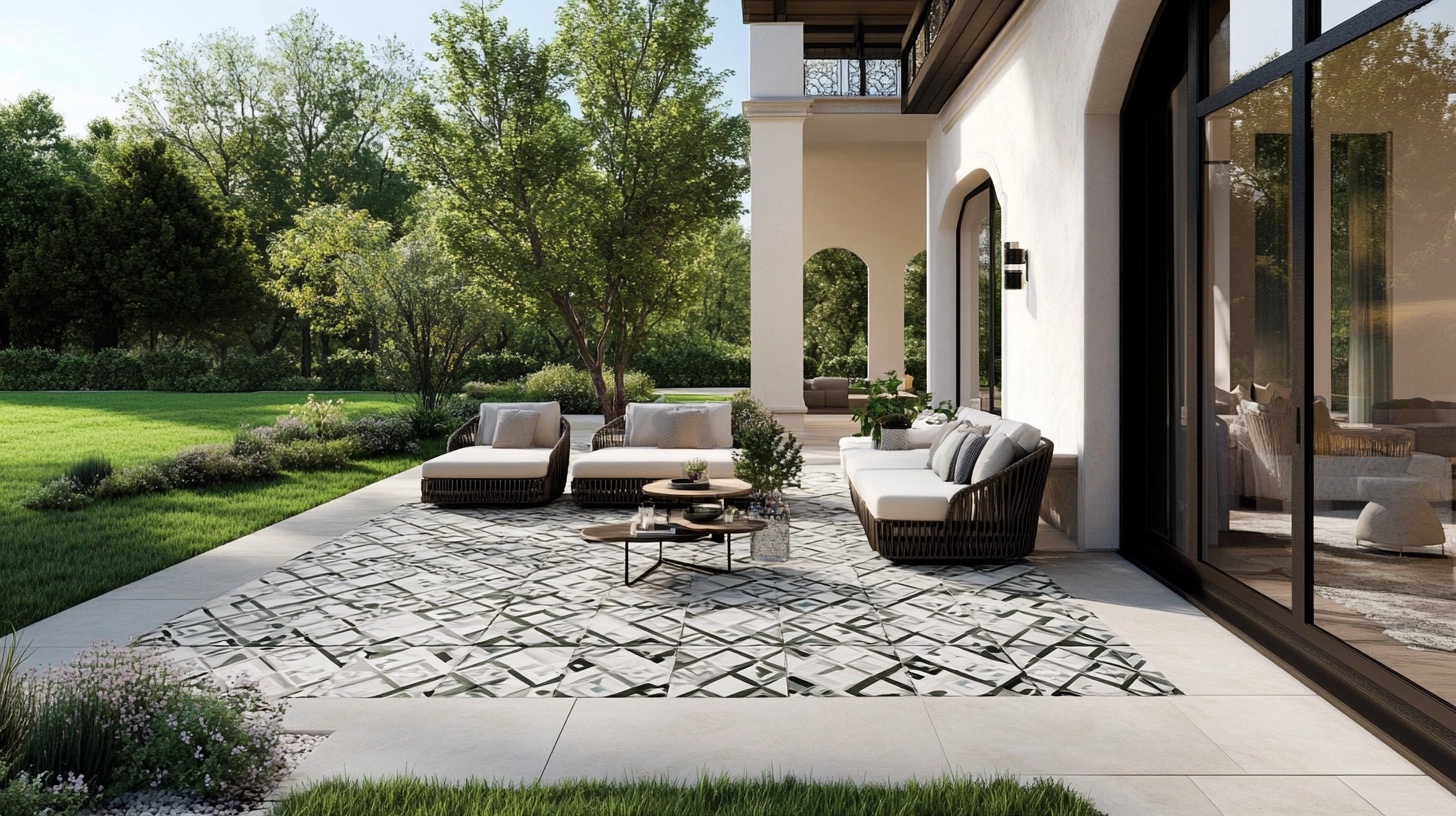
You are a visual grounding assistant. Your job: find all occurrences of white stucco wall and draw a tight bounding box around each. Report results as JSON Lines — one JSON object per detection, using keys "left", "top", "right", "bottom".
{"left": 924, "top": 0, "right": 1161, "bottom": 549}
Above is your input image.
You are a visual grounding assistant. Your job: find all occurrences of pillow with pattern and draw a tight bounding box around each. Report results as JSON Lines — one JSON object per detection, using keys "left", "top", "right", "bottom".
{"left": 491, "top": 408, "right": 541, "bottom": 448}
{"left": 656, "top": 407, "right": 714, "bottom": 449}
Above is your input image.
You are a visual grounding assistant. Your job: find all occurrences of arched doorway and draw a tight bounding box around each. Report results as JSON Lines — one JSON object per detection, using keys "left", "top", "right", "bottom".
{"left": 803, "top": 248, "right": 868, "bottom": 379}
{"left": 956, "top": 181, "right": 1002, "bottom": 413}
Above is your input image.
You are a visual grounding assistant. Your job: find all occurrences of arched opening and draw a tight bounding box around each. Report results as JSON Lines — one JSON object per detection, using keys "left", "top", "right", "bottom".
{"left": 956, "top": 180, "right": 1002, "bottom": 413}
{"left": 803, "top": 248, "right": 868, "bottom": 380}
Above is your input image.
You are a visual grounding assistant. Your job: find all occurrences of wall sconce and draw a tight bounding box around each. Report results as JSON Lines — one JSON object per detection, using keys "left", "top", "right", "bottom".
{"left": 1003, "top": 242, "right": 1028, "bottom": 290}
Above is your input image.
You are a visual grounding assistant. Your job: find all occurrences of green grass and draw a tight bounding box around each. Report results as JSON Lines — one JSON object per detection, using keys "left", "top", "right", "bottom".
{"left": 661, "top": 393, "right": 733, "bottom": 403}
{"left": 274, "top": 775, "right": 1107, "bottom": 816}
{"left": 0, "top": 391, "right": 441, "bottom": 630}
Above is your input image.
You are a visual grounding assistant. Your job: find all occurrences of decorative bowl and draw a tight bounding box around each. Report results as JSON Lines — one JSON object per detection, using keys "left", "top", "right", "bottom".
{"left": 683, "top": 504, "right": 724, "bottom": 523}
{"left": 669, "top": 477, "right": 711, "bottom": 490}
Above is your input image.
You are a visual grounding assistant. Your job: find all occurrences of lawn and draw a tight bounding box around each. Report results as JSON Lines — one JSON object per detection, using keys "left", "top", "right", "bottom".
{"left": 661, "top": 393, "right": 733, "bottom": 403}
{"left": 274, "top": 776, "right": 1107, "bottom": 816}
{"left": 0, "top": 391, "right": 440, "bottom": 630}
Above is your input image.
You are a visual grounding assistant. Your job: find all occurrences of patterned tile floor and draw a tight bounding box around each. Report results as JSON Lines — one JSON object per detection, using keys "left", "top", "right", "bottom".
{"left": 137, "top": 471, "right": 1179, "bottom": 699}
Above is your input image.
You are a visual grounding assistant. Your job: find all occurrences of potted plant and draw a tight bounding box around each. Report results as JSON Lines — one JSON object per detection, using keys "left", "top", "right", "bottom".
{"left": 877, "top": 413, "right": 913, "bottom": 450}
{"left": 849, "top": 371, "right": 943, "bottom": 446}
{"left": 732, "top": 417, "right": 804, "bottom": 562}
{"left": 682, "top": 457, "right": 708, "bottom": 483}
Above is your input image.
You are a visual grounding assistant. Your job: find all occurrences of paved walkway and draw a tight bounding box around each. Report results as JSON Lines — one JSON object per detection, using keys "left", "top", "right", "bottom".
{"left": 11, "top": 426, "right": 1456, "bottom": 815}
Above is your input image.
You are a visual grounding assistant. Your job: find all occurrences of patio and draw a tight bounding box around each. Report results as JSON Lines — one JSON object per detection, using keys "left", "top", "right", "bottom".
{"left": 11, "top": 416, "right": 1456, "bottom": 814}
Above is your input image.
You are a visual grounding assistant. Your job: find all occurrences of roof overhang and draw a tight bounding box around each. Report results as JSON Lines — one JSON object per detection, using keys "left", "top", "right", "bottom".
{"left": 741, "top": 1, "right": 916, "bottom": 60}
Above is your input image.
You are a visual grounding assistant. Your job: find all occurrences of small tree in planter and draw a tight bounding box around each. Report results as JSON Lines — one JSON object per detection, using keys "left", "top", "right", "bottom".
{"left": 850, "top": 371, "right": 941, "bottom": 445}
{"left": 733, "top": 418, "right": 804, "bottom": 562}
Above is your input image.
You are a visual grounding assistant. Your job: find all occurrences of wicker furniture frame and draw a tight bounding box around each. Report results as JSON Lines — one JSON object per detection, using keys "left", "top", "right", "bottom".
{"left": 421, "top": 416, "right": 571, "bottom": 506}
{"left": 571, "top": 416, "right": 654, "bottom": 506}
{"left": 849, "top": 438, "right": 1055, "bottom": 562}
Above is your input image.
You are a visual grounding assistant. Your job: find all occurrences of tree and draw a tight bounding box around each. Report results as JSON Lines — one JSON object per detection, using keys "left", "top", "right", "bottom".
{"left": 335, "top": 218, "right": 499, "bottom": 411}
{"left": 395, "top": 0, "right": 748, "bottom": 421}
{"left": 0, "top": 93, "right": 89, "bottom": 348}
{"left": 682, "top": 220, "right": 751, "bottom": 344}
{"left": 4, "top": 140, "right": 265, "bottom": 352}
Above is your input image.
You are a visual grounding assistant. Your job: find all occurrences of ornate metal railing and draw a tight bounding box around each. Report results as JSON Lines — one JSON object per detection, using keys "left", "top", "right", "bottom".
{"left": 803, "top": 59, "right": 902, "bottom": 97}
{"left": 903, "top": 0, "right": 954, "bottom": 92}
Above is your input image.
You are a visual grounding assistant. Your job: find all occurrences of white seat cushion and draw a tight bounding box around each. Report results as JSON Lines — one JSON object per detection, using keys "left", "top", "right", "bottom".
{"left": 841, "top": 448, "right": 929, "bottom": 482}
{"left": 852, "top": 469, "right": 966, "bottom": 522}
{"left": 423, "top": 446, "right": 553, "bottom": 479}
{"left": 626, "top": 402, "right": 733, "bottom": 448}
{"left": 571, "top": 447, "right": 739, "bottom": 479}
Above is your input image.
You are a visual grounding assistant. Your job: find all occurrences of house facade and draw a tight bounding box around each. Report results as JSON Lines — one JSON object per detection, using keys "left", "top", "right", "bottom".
{"left": 743, "top": 0, "right": 1456, "bottom": 789}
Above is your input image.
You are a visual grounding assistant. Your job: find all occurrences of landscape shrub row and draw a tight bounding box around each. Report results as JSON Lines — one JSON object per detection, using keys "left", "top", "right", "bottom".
{"left": 19, "top": 397, "right": 420, "bottom": 511}
{"left": 0, "top": 641, "right": 290, "bottom": 814}
{"left": 460, "top": 364, "right": 657, "bottom": 416}
{"left": 632, "top": 335, "right": 750, "bottom": 388}
{"left": 0, "top": 348, "right": 380, "bottom": 392}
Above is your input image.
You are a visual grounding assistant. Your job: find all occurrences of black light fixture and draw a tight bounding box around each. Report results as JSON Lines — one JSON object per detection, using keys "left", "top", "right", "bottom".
{"left": 1003, "top": 242, "right": 1028, "bottom": 290}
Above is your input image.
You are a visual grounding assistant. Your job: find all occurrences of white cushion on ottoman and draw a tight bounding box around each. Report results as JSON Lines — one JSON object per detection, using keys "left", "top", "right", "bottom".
{"left": 571, "top": 447, "right": 739, "bottom": 480}
{"left": 852, "top": 469, "right": 966, "bottom": 522}
{"left": 423, "top": 446, "right": 553, "bottom": 479}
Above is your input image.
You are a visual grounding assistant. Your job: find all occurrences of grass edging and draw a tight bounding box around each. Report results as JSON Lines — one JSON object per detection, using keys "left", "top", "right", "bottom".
{"left": 273, "top": 774, "right": 1108, "bottom": 815}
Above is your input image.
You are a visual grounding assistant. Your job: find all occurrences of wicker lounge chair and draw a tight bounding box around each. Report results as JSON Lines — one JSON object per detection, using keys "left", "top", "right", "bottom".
{"left": 421, "top": 414, "right": 571, "bottom": 506}
{"left": 848, "top": 438, "right": 1054, "bottom": 562}
{"left": 570, "top": 407, "right": 739, "bottom": 506}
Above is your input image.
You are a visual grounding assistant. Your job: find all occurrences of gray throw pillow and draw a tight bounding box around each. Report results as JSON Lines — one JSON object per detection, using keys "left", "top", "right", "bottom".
{"left": 952, "top": 432, "right": 989, "bottom": 485}
{"left": 925, "top": 420, "right": 967, "bottom": 467}
{"left": 656, "top": 407, "right": 713, "bottom": 449}
{"left": 970, "top": 432, "right": 1017, "bottom": 484}
{"left": 491, "top": 408, "right": 540, "bottom": 448}
{"left": 930, "top": 424, "right": 972, "bottom": 481}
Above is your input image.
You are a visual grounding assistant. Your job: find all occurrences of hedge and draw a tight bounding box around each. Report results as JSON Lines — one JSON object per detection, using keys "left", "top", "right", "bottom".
{"left": 632, "top": 335, "right": 750, "bottom": 388}
{"left": 0, "top": 347, "right": 371, "bottom": 393}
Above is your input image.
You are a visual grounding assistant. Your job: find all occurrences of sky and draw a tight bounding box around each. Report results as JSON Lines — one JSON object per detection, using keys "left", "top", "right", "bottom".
{"left": 0, "top": 0, "right": 751, "bottom": 136}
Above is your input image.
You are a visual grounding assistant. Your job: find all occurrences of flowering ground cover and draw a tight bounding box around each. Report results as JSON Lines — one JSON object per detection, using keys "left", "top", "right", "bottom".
{"left": 0, "top": 391, "right": 440, "bottom": 629}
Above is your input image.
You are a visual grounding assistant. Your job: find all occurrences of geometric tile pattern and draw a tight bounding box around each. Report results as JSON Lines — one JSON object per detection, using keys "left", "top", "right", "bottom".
{"left": 136, "top": 469, "right": 1179, "bottom": 699}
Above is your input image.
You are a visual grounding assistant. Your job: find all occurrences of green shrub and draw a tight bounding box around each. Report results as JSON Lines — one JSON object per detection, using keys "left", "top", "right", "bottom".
{"left": 272, "top": 439, "right": 356, "bottom": 471}
{"left": 90, "top": 348, "right": 147, "bottom": 390}
{"left": 818, "top": 353, "right": 867, "bottom": 379}
{"left": 20, "top": 479, "right": 92, "bottom": 511}
{"left": 287, "top": 395, "right": 350, "bottom": 439}
{"left": 444, "top": 395, "right": 483, "bottom": 428}
{"left": 94, "top": 463, "right": 172, "bottom": 499}
{"left": 165, "top": 445, "right": 277, "bottom": 487}
{"left": 466, "top": 351, "right": 540, "bottom": 384}
{"left": 22, "top": 645, "right": 287, "bottom": 802}
{"left": 349, "top": 415, "right": 419, "bottom": 457}
{"left": 64, "top": 455, "right": 113, "bottom": 494}
{"left": 730, "top": 390, "right": 775, "bottom": 443}
{"left": 633, "top": 335, "right": 750, "bottom": 388}
{"left": 0, "top": 760, "right": 90, "bottom": 816}
{"left": 278, "top": 375, "right": 323, "bottom": 391}
{"left": 401, "top": 402, "right": 457, "bottom": 439}
{"left": 460, "top": 380, "right": 529, "bottom": 402}
{"left": 524, "top": 365, "right": 655, "bottom": 414}
{"left": 0, "top": 635, "right": 32, "bottom": 765}
{"left": 318, "top": 349, "right": 379, "bottom": 391}
{"left": 51, "top": 354, "right": 94, "bottom": 391}
{"left": 137, "top": 348, "right": 212, "bottom": 391}
{"left": 223, "top": 350, "right": 296, "bottom": 391}
{"left": 0, "top": 348, "right": 61, "bottom": 391}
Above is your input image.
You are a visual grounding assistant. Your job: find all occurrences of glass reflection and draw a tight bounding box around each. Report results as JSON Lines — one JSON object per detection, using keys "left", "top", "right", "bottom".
{"left": 1204, "top": 76, "right": 1294, "bottom": 608}
{"left": 1207, "top": 0, "right": 1293, "bottom": 93}
{"left": 1312, "top": 0, "right": 1456, "bottom": 705}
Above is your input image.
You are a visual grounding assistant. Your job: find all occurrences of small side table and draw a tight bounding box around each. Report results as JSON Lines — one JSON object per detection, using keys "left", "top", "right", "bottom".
{"left": 583, "top": 515, "right": 767, "bottom": 585}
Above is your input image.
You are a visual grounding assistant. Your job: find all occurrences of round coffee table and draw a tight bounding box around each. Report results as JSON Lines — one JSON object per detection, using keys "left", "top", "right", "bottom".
{"left": 641, "top": 478, "right": 752, "bottom": 503}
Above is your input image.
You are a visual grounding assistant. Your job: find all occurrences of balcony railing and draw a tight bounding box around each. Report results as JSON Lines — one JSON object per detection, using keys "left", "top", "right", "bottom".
{"left": 803, "top": 58, "right": 902, "bottom": 97}
{"left": 903, "top": 0, "right": 953, "bottom": 92}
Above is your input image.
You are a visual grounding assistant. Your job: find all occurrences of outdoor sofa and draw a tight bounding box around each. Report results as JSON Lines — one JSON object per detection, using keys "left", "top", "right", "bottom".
{"left": 841, "top": 406, "right": 1053, "bottom": 562}
{"left": 421, "top": 401, "right": 571, "bottom": 506}
{"left": 571, "top": 402, "right": 738, "bottom": 506}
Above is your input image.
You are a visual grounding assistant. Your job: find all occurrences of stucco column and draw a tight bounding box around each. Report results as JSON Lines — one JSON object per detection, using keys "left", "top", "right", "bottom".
{"left": 865, "top": 256, "right": 907, "bottom": 383}
{"left": 746, "top": 23, "right": 810, "bottom": 432}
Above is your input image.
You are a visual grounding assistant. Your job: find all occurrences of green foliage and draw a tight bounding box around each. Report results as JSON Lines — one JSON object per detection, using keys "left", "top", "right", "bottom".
{"left": 632, "top": 333, "right": 750, "bottom": 388}
{"left": 678, "top": 220, "right": 751, "bottom": 345}
{"left": 849, "top": 372, "right": 936, "bottom": 440}
{"left": 274, "top": 775, "right": 1107, "bottom": 816}
{"left": 318, "top": 349, "right": 378, "bottom": 391}
{"left": 733, "top": 420, "right": 804, "bottom": 495}
{"left": 524, "top": 365, "right": 654, "bottom": 414}
{"left": 804, "top": 248, "right": 868, "bottom": 365}
{"left": 223, "top": 350, "right": 297, "bottom": 392}
{"left": 138, "top": 348, "right": 212, "bottom": 391}
{"left": 288, "top": 394, "right": 351, "bottom": 440}
{"left": 466, "top": 351, "right": 541, "bottom": 385}
{"left": 400, "top": 401, "right": 458, "bottom": 440}
{"left": 0, "top": 760, "right": 90, "bottom": 816}
{"left": 272, "top": 439, "right": 357, "bottom": 472}
{"left": 0, "top": 635, "right": 32, "bottom": 767}
{"left": 818, "top": 353, "right": 868, "bottom": 380}
{"left": 64, "top": 455, "right": 113, "bottom": 495}
{"left": 94, "top": 463, "right": 171, "bottom": 500}
{"left": 397, "top": 0, "right": 747, "bottom": 421}
{"left": 461, "top": 381, "right": 529, "bottom": 402}
{"left": 348, "top": 415, "right": 419, "bottom": 457}
{"left": 165, "top": 445, "right": 278, "bottom": 488}
{"left": 729, "top": 390, "right": 774, "bottom": 445}
{"left": 0, "top": 348, "right": 62, "bottom": 390}
{"left": 19, "top": 479, "right": 92, "bottom": 512}
{"left": 90, "top": 348, "right": 148, "bottom": 390}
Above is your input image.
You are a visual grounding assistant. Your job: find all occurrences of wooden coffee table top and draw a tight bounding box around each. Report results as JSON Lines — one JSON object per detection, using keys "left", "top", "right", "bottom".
{"left": 581, "top": 515, "right": 765, "bottom": 543}
{"left": 641, "top": 478, "right": 752, "bottom": 501}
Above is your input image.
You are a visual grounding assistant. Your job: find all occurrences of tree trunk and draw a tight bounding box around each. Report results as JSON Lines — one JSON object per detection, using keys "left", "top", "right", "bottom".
{"left": 301, "top": 319, "right": 313, "bottom": 378}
